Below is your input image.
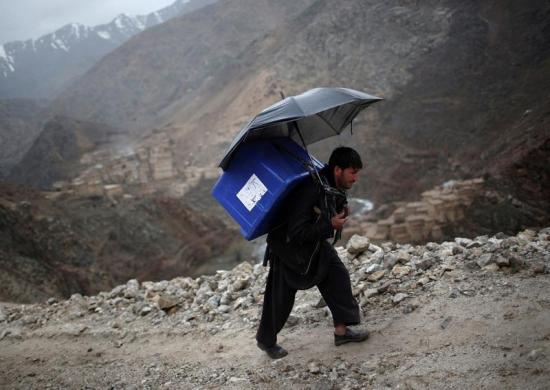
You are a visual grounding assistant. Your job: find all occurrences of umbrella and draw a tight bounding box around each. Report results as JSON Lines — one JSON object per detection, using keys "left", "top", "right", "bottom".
{"left": 219, "top": 87, "right": 382, "bottom": 170}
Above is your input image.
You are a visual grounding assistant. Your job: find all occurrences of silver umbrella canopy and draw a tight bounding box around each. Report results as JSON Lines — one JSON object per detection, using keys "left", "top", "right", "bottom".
{"left": 218, "top": 87, "right": 382, "bottom": 170}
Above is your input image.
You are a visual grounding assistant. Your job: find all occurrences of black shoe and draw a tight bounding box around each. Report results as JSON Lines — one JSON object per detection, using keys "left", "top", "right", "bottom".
{"left": 334, "top": 328, "right": 370, "bottom": 346}
{"left": 257, "top": 342, "right": 288, "bottom": 359}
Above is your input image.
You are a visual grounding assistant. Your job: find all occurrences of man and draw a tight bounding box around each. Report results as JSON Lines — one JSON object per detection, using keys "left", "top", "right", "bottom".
{"left": 256, "top": 146, "right": 369, "bottom": 359}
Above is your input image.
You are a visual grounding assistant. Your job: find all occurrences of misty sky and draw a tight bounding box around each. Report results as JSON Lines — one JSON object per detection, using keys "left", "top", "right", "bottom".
{"left": 0, "top": 0, "right": 176, "bottom": 45}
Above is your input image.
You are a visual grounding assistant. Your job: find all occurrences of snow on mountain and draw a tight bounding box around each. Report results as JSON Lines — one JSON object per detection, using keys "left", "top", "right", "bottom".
{"left": 0, "top": 0, "right": 211, "bottom": 99}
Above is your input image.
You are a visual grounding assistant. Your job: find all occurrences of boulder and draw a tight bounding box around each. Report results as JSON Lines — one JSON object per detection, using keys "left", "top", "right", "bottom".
{"left": 346, "top": 235, "right": 370, "bottom": 255}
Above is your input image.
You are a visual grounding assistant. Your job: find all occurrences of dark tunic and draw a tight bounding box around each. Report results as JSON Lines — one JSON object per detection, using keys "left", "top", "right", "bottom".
{"left": 256, "top": 167, "right": 360, "bottom": 347}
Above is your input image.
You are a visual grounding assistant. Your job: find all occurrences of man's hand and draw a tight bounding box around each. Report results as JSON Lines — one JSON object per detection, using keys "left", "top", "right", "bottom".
{"left": 331, "top": 211, "right": 347, "bottom": 230}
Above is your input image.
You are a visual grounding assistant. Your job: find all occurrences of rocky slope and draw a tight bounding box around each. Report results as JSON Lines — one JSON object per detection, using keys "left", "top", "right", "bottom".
{"left": 49, "top": 0, "right": 317, "bottom": 131}
{"left": 6, "top": 115, "right": 128, "bottom": 188}
{"left": 0, "top": 98, "right": 45, "bottom": 179}
{"left": 46, "top": 0, "right": 550, "bottom": 218}
{"left": 0, "top": 0, "right": 217, "bottom": 99}
{"left": 0, "top": 228, "right": 548, "bottom": 388}
{"left": 0, "top": 183, "right": 250, "bottom": 304}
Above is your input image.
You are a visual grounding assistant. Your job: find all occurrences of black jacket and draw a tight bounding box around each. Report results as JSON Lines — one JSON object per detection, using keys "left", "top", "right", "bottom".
{"left": 265, "top": 167, "right": 347, "bottom": 288}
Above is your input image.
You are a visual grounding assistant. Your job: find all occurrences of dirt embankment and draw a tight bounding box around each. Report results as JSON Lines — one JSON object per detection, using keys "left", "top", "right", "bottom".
{"left": 0, "top": 183, "right": 249, "bottom": 303}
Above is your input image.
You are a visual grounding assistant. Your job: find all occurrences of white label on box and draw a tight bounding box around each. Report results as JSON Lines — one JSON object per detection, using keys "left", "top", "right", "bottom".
{"left": 236, "top": 174, "right": 268, "bottom": 212}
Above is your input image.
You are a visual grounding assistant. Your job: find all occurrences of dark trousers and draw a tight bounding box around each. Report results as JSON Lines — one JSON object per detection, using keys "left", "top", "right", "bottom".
{"left": 256, "top": 254, "right": 360, "bottom": 347}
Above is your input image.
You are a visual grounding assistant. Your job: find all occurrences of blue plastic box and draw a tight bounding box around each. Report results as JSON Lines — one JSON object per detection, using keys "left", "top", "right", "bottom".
{"left": 212, "top": 138, "right": 323, "bottom": 240}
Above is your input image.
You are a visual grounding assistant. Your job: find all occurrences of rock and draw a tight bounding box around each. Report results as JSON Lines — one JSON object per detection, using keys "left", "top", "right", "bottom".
{"left": 370, "top": 250, "right": 385, "bottom": 264}
{"left": 132, "top": 302, "right": 152, "bottom": 316}
{"left": 217, "top": 305, "right": 231, "bottom": 313}
{"left": 232, "top": 297, "right": 247, "bottom": 310}
{"left": 125, "top": 279, "right": 141, "bottom": 298}
{"left": 391, "top": 265, "right": 411, "bottom": 278}
{"left": 532, "top": 263, "right": 546, "bottom": 274}
{"left": 483, "top": 263, "right": 500, "bottom": 272}
{"left": 70, "top": 293, "right": 85, "bottom": 303}
{"left": 377, "top": 280, "right": 397, "bottom": 293}
{"left": 206, "top": 295, "right": 221, "bottom": 309}
{"left": 415, "top": 256, "right": 435, "bottom": 271}
{"left": 286, "top": 315, "right": 300, "bottom": 327}
{"left": 396, "top": 250, "right": 411, "bottom": 264}
{"left": 369, "top": 244, "right": 383, "bottom": 253}
{"left": 152, "top": 295, "right": 178, "bottom": 311}
{"left": 383, "top": 254, "right": 399, "bottom": 269}
{"left": 61, "top": 324, "right": 88, "bottom": 336}
{"left": 476, "top": 253, "right": 494, "bottom": 268}
{"left": 518, "top": 229, "right": 537, "bottom": 241}
{"left": 365, "top": 263, "right": 381, "bottom": 274}
{"left": 368, "top": 270, "right": 386, "bottom": 282}
{"left": 527, "top": 349, "right": 545, "bottom": 361}
{"left": 452, "top": 245, "right": 463, "bottom": 255}
{"left": 20, "top": 315, "right": 38, "bottom": 325}
{"left": 392, "top": 293, "right": 408, "bottom": 304}
{"left": 438, "top": 247, "right": 454, "bottom": 258}
{"left": 440, "top": 316, "right": 452, "bottom": 329}
{"left": 220, "top": 292, "right": 233, "bottom": 305}
{"left": 466, "top": 241, "right": 483, "bottom": 249}
{"left": 109, "top": 285, "right": 126, "bottom": 298}
{"left": 449, "top": 288, "right": 460, "bottom": 298}
{"left": 232, "top": 261, "right": 253, "bottom": 275}
{"left": 495, "top": 256, "right": 510, "bottom": 267}
{"left": 417, "top": 277, "right": 430, "bottom": 286}
{"left": 47, "top": 297, "right": 57, "bottom": 305}
{"left": 231, "top": 277, "right": 250, "bottom": 292}
{"left": 455, "top": 237, "right": 472, "bottom": 247}
{"left": 426, "top": 242, "right": 439, "bottom": 251}
{"left": 308, "top": 361, "right": 321, "bottom": 374}
{"left": 363, "top": 288, "right": 379, "bottom": 299}
{"left": 346, "top": 235, "right": 370, "bottom": 255}
{"left": 2, "top": 328, "right": 22, "bottom": 340}
{"left": 402, "top": 303, "right": 418, "bottom": 314}
{"left": 359, "top": 359, "right": 379, "bottom": 375}
{"left": 509, "top": 254, "right": 527, "bottom": 270}
{"left": 441, "top": 263, "right": 456, "bottom": 272}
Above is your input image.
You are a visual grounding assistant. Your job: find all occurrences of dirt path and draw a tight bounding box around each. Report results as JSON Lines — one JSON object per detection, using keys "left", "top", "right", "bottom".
{"left": 2, "top": 273, "right": 549, "bottom": 389}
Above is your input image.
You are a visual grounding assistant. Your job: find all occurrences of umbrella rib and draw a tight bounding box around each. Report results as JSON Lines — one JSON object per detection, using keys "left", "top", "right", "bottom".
{"left": 317, "top": 111, "right": 341, "bottom": 136}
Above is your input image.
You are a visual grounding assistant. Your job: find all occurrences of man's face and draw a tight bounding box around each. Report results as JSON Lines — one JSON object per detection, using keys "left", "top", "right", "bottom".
{"left": 334, "top": 166, "right": 360, "bottom": 190}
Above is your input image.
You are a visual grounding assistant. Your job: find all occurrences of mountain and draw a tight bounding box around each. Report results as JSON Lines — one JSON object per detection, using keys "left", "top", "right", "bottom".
{"left": 0, "top": 0, "right": 217, "bottom": 99}
{"left": 49, "top": 0, "right": 318, "bottom": 131}
{"left": 0, "top": 98, "right": 46, "bottom": 179}
{"left": 6, "top": 115, "right": 128, "bottom": 189}
{"left": 49, "top": 0, "right": 550, "bottom": 219}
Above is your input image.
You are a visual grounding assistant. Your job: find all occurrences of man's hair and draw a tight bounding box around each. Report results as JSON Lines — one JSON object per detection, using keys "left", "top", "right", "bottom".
{"left": 328, "top": 146, "right": 363, "bottom": 170}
